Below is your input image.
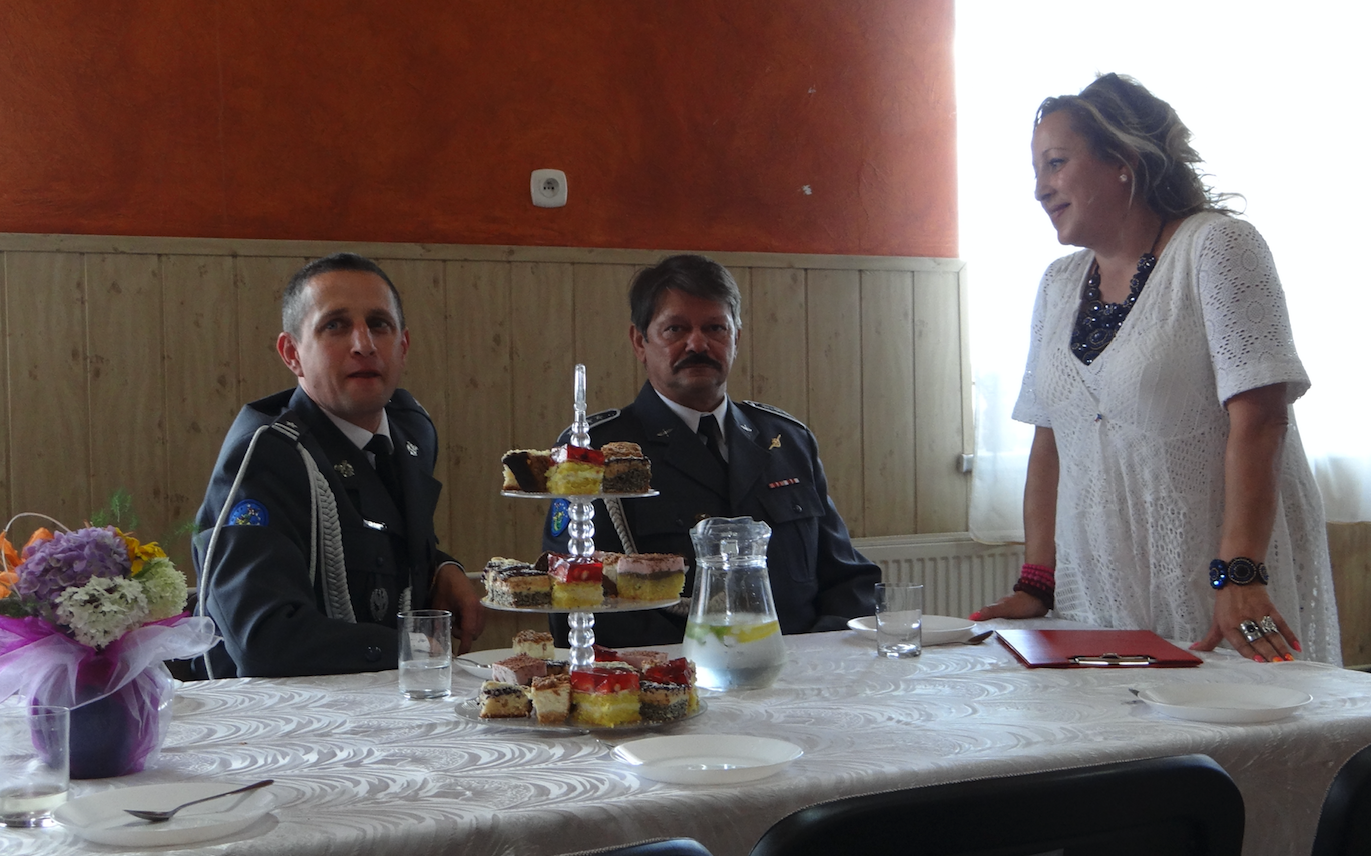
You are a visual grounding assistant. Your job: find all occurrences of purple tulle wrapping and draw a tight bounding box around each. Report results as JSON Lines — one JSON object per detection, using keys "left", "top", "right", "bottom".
{"left": 0, "top": 613, "right": 217, "bottom": 778}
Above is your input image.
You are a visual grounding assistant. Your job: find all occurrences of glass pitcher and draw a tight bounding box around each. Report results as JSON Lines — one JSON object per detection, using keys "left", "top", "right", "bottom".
{"left": 682, "top": 516, "right": 786, "bottom": 690}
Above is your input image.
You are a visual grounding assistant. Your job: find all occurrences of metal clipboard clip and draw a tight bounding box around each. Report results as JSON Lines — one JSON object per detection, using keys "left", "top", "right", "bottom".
{"left": 1069, "top": 652, "right": 1158, "bottom": 666}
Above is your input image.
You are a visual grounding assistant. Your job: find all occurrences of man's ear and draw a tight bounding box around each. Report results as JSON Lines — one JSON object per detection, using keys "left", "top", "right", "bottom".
{"left": 277, "top": 332, "right": 305, "bottom": 378}
{"left": 629, "top": 323, "right": 647, "bottom": 366}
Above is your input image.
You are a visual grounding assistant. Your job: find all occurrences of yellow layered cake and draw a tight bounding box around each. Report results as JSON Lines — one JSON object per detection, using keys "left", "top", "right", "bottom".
{"left": 615, "top": 553, "right": 686, "bottom": 601}
{"left": 547, "top": 553, "right": 604, "bottom": 609}
{"left": 546, "top": 445, "right": 605, "bottom": 495}
{"left": 570, "top": 666, "right": 641, "bottom": 727}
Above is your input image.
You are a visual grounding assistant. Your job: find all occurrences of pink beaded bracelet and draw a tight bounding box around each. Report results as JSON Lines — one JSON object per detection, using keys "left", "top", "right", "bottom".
{"left": 1012, "top": 562, "right": 1055, "bottom": 609}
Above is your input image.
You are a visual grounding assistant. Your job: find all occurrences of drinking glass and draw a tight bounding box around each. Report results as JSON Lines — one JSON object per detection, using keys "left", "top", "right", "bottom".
{"left": 875, "top": 582, "right": 923, "bottom": 658}
{"left": 0, "top": 702, "right": 69, "bottom": 828}
{"left": 398, "top": 609, "right": 453, "bottom": 699}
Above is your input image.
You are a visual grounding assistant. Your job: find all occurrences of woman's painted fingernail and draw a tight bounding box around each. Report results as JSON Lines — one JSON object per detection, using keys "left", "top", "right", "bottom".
{"left": 1292, "top": 640, "right": 1303, "bottom": 652}
{"left": 969, "top": 612, "right": 982, "bottom": 621}
{"left": 1284, "top": 654, "right": 1295, "bottom": 662}
{"left": 1254, "top": 655, "right": 1266, "bottom": 663}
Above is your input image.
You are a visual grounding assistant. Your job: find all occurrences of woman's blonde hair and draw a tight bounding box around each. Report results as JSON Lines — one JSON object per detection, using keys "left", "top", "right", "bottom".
{"left": 1037, "top": 73, "right": 1237, "bottom": 218}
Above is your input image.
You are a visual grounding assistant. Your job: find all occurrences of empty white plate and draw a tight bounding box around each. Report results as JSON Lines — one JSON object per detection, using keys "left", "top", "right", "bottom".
{"left": 54, "top": 781, "right": 276, "bottom": 847}
{"left": 847, "top": 614, "right": 975, "bottom": 646}
{"left": 1137, "top": 683, "right": 1313, "bottom": 724}
{"left": 611, "top": 734, "right": 802, "bottom": 785}
{"left": 455, "top": 647, "right": 573, "bottom": 677}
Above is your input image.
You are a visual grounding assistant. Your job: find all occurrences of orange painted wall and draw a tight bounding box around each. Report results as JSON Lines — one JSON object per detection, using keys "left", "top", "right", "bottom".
{"left": 0, "top": 1, "right": 956, "bottom": 257}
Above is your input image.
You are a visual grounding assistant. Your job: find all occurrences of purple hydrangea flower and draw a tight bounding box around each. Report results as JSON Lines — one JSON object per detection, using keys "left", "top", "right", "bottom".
{"left": 15, "top": 526, "right": 129, "bottom": 614}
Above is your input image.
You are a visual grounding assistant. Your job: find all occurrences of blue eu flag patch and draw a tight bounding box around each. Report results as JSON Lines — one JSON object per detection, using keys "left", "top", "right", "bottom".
{"left": 548, "top": 498, "right": 570, "bottom": 538}
{"left": 228, "top": 499, "right": 269, "bottom": 527}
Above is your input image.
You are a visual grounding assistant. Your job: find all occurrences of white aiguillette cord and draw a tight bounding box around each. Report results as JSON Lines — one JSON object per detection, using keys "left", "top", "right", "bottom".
{"left": 198, "top": 424, "right": 352, "bottom": 678}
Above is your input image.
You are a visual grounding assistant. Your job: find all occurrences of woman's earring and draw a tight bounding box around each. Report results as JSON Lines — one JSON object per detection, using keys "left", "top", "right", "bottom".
{"left": 1119, "top": 173, "right": 1129, "bottom": 183}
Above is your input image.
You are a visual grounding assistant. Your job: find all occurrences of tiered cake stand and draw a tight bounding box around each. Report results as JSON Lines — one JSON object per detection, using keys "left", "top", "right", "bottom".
{"left": 494, "top": 364, "right": 665, "bottom": 669}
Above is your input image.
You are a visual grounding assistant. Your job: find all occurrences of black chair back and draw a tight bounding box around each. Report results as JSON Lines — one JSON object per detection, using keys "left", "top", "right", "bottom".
{"left": 1312, "top": 743, "right": 1371, "bottom": 856}
{"left": 749, "top": 754, "right": 1243, "bottom": 856}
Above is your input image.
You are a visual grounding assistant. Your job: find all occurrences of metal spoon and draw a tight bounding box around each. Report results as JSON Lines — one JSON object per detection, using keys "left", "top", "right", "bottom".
{"left": 964, "top": 630, "right": 994, "bottom": 645}
{"left": 124, "top": 779, "right": 274, "bottom": 823}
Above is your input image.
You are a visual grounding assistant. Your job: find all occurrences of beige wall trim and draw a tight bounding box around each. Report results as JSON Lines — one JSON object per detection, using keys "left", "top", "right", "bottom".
{"left": 0, "top": 232, "right": 964, "bottom": 274}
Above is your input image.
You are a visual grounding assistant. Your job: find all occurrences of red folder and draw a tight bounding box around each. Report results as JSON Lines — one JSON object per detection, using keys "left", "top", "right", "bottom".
{"left": 995, "top": 629, "right": 1203, "bottom": 668}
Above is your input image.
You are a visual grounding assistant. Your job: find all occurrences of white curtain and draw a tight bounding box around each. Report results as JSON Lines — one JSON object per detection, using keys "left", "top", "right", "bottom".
{"left": 958, "top": 2, "right": 1371, "bottom": 542}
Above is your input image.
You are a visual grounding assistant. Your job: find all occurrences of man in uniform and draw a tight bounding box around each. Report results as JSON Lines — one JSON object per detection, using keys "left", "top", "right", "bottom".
{"left": 193, "top": 253, "right": 484, "bottom": 677}
{"left": 543, "top": 253, "right": 878, "bottom": 647}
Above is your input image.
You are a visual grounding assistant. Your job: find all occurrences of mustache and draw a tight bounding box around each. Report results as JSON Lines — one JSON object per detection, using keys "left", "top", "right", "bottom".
{"left": 672, "top": 353, "right": 723, "bottom": 372}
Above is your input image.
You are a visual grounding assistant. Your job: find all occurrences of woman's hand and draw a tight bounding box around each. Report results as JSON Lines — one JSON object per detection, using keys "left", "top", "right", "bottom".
{"left": 970, "top": 590, "right": 1050, "bottom": 621}
{"left": 1191, "top": 585, "right": 1299, "bottom": 662}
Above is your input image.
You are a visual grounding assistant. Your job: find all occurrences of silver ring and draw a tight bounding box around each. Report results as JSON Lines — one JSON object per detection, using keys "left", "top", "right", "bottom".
{"left": 1260, "top": 615, "right": 1279, "bottom": 635}
{"left": 1239, "top": 619, "right": 1265, "bottom": 644}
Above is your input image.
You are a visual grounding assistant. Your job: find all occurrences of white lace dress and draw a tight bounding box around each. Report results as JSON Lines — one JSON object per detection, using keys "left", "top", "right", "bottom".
{"left": 1014, "top": 212, "right": 1341, "bottom": 664}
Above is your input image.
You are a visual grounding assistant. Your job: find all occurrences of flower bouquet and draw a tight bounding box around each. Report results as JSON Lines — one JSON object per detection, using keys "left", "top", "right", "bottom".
{"left": 0, "top": 515, "right": 217, "bottom": 778}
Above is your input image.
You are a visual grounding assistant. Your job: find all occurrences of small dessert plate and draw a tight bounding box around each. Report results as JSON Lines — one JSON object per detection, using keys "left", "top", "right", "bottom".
{"left": 455, "top": 647, "right": 574, "bottom": 677}
{"left": 847, "top": 614, "right": 975, "bottom": 646}
{"left": 611, "top": 734, "right": 803, "bottom": 785}
{"left": 481, "top": 597, "right": 680, "bottom": 614}
{"left": 54, "top": 782, "right": 276, "bottom": 847}
{"left": 1136, "top": 683, "right": 1312, "bottom": 724}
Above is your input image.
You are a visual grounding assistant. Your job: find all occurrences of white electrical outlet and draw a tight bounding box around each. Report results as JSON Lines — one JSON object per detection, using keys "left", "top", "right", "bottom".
{"left": 531, "top": 169, "right": 567, "bottom": 208}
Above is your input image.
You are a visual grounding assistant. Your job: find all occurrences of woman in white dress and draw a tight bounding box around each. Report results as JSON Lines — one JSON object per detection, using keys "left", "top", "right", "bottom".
{"left": 972, "top": 74, "right": 1341, "bottom": 664}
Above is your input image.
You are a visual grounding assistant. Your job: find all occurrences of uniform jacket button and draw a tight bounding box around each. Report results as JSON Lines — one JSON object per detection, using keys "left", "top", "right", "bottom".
{"left": 364, "top": 646, "right": 382, "bottom": 662}
{"left": 793, "top": 504, "right": 803, "bottom": 512}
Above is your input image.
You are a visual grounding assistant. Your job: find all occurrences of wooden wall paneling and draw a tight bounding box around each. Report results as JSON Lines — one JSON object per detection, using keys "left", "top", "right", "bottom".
{"left": 161, "top": 255, "right": 238, "bottom": 565}
{"left": 444, "top": 261, "right": 514, "bottom": 572}
{"left": 1329, "top": 521, "right": 1371, "bottom": 668}
{"left": 724, "top": 267, "right": 753, "bottom": 403}
{"left": 509, "top": 262, "right": 576, "bottom": 559}
{"left": 86, "top": 253, "right": 169, "bottom": 537}
{"left": 805, "top": 269, "right": 865, "bottom": 536}
{"left": 382, "top": 259, "right": 451, "bottom": 551}
{"left": 235, "top": 256, "right": 304, "bottom": 403}
{"left": 0, "top": 255, "right": 10, "bottom": 519}
{"left": 572, "top": 264, "right": 641, "bottom": 414}
{"left": 746, "top": 268, "right": 807, "bottom": 422}
{"left": 912, "top": 269, "right": 969, "bottom": 533}
{"left": 4, "top": 252, "right": 90, "bottom": 535}
{"left": 860, "top": 270, "right": 916, "bottom": 536}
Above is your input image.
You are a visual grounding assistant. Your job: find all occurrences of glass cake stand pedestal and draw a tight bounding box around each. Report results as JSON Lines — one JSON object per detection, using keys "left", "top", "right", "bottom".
{"left": 496, "top": 490, "right": 663, "bottom": 668}
{"left": 496, "top": 363, "right": 664, "bottom": 668}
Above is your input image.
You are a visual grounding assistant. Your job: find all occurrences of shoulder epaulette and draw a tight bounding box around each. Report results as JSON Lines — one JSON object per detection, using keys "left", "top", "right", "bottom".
{"left": 388, "top": 389, "right": 432, "bottom": 420}
{"left": 741, "top": 400, "right": 807, "bottom": 428}
{"left": 558, "top": 408, "right": 622, "bottom": 439}
{"left": 270, "top": 409, "right": 310, "bottom": 442}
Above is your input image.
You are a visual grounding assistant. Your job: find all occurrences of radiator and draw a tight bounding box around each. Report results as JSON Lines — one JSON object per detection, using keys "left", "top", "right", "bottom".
{"left": 852, "top": 533, "right": 1025, "bottom": 618}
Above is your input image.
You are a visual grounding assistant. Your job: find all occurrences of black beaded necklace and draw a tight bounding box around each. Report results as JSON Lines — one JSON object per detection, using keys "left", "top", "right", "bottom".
{"left": 1070, "top": 220, "right": 1168, "bottom": 365}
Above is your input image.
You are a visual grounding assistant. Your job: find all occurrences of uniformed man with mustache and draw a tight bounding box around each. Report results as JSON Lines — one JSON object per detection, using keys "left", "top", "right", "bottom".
{"left": 543, "top": 253, "right": 878, "bottom": 648}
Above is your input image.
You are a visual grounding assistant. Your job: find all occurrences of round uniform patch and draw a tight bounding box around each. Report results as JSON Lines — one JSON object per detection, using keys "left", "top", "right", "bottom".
{"left": 228, "top": 499, "right": 269, "bottom": 527}
{"left": 549, "top": 498, "right": 570, "bottom": 538}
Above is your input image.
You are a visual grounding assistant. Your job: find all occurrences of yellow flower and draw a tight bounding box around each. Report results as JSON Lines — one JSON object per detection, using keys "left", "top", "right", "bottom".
{"left": 118, "top": 529, "right": 167, "bottom": 577}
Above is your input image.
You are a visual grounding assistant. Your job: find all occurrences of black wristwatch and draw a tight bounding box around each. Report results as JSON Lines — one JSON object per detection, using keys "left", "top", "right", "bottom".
{"left": 1209, "top": 557, "right": 1269, "bottom": 589}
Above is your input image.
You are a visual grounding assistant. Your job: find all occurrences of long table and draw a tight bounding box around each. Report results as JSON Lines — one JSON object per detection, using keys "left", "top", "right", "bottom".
{"left": 6, "top": 618, "right": 1371, "bottom": 856}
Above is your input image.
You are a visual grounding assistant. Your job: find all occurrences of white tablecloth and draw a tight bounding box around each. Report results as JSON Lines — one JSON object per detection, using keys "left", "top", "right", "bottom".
{"left": 7, "top": 618, "right": 1371, "bottom": 856}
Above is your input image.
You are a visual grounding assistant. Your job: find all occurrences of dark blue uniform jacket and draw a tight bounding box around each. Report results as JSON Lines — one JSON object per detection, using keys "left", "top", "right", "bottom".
{"left": 193, "top": 387, "right": 450, "bottom": 677}
{"left": 545, "top": 382, "right": 878, "bottom": 648}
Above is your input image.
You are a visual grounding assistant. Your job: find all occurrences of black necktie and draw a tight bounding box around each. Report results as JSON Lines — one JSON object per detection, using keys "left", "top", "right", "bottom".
{"left": 698, "top": 414, "right": 727, "bottom": 469}
{"left": 364, "top": 434, "right": 404, "bottom": 512}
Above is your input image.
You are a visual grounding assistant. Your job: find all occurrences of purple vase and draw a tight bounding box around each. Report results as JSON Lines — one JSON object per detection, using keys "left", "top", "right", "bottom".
{"left": 65, "top": 659, "right": 168, "bottom": 779}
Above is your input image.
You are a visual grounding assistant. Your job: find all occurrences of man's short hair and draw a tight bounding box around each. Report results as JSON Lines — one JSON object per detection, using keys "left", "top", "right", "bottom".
{"left": 629, "top": 254, "right": 743, "bottom": 337}
{"left": 281, "top": 253, "right": 405, "bottom": 337}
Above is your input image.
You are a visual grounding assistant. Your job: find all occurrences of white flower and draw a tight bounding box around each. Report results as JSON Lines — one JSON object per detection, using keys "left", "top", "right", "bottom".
{"left": 136, "top": 557, "right": 189, "bottom": 621}
{"left": 55, "top": 575, "right": 149, "bottom": 649}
